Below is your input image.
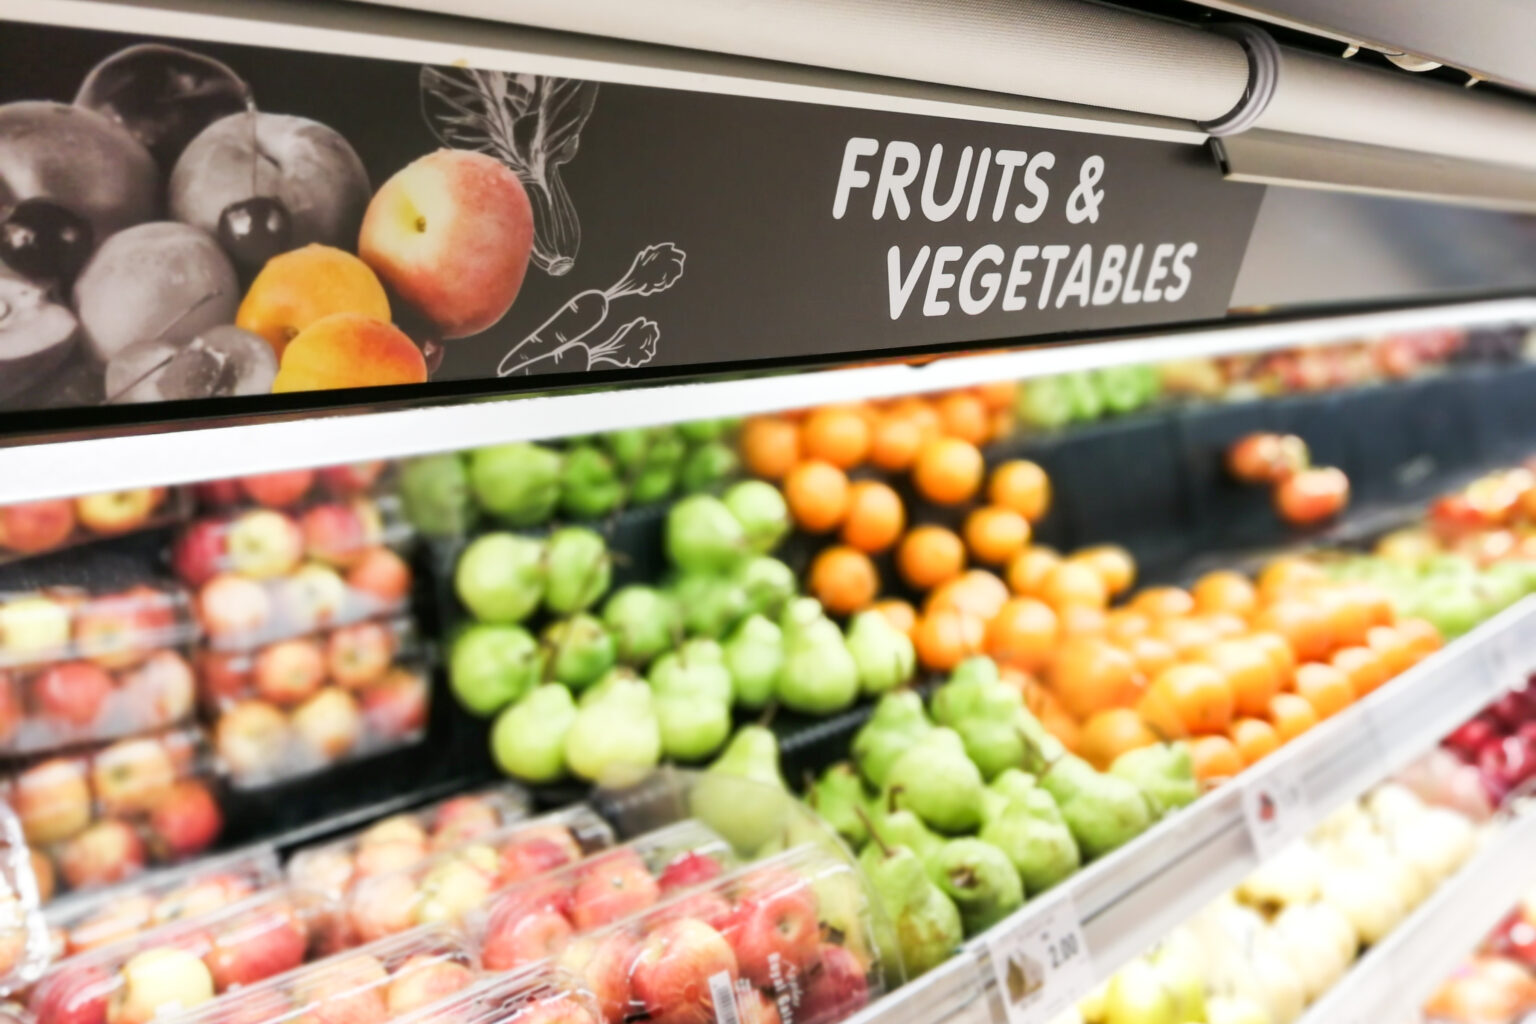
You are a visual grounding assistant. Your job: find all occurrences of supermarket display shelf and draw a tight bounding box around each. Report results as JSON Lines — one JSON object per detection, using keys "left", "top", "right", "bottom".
{"left": 1299, "top": 805, "right": 1536, "bottom": 1024}
{"left": 0, "top": 298, "right": 1530, "bottom": 505}
{"left": 844, "top": 596, "right": 1536, "bottom": 1024}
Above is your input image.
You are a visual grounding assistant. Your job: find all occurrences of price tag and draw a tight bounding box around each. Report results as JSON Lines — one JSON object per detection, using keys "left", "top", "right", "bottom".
{"left": 1241, "top": 763, "right": 1309, "bottom": 860}
{"left": 984, "top": 889, "right": 1093, "bottom": 1024}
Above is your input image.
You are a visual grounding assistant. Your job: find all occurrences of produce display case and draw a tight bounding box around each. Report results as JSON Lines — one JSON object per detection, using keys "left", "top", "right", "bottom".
{"left": 2, "top": 1, "right": 1536, "bottom": 1024}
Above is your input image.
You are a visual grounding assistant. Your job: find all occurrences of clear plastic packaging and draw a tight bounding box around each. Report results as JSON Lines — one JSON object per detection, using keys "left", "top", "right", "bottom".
{"left": 0, "top": 488, "right": 190, "bottom": 565}
{"left": 287, "top": 785, "right": 532, "bottom": 902}
{"left": 198, "top": 617, "right": 430, "bottom": 788}
{"left": 396, "top": 966, "right": 604, "bottom": 1024}
{"left": 43, "top": 844, "right": 283, "bottom": 959}
{"left": 0, "top": 728, "right": 226, "bottom": 902}
{"left": 28, "top": 885, "right": 338, "bottom": 1024}
{"left": 468, "top": 820, "right": 738, "bottom": 973}
{"left": 172, "top": 494, "right": 413, "bottom": 651}
{"left": 192, "top": 466, "right": 394, "bottom": 513}
{"left": 0, "top": 585, "right": 198, "bottom": 756}
{"left": 537, "top": 844, "right": 891, "bottom": 1024}
{"left": 337, "top": 807, "right": 615, "bottom": 948}
{"left": 166, "top": 923, "right": 479, "bottom": 1024}
{"left": 0, "top": 804, "right": 52, "bottom": 996}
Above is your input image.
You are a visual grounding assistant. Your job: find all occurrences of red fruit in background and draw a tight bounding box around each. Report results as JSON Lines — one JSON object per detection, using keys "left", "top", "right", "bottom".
{"left": 1479, "top": 736, "right": 1536, "bottom": 790}
{"left": 658, "top": 852, "right": 726, "bottom": 893}
{"left": 570, "top": 850, "right": 661, "bottom": 931}
{"left": 317, "top": 463, "right": 386, "bottom": 495}
{"left": 652, "top": 891, "right": 735, "bottom": 933}
{"left": 510, "top": 996, "right": 600, "bottom": 1024}
{"left": 198, "top": 650, "right": 252, "bottom": 702}
{"left": 301, "top": 503, "right": 366, "bottom": 567}
{"left": 30, "top": 962, "right": 112, "bottom": 1024}
{"left": 346, "top": 548, "right": 411, "bottom": 606}
{"left": 203, "top": 904, "right": 307, "bottom": 990}
{"left": 194, "top": 480, "right": 244, "bottom": 507}
{"left": 724, "top": 872, "right": 821, "bottom": 989}
{"left": 1428, "top": 494, "right": 1488, "bottom": 539}
{"left": 360, "top": 671, "right": 428, "bottom": 739}
{"left": 568, "top": 930, "right": 640, "bottom": 1024}
{"left": 0, "top": 675, "right": 21, "bottom": 741}
{"left": 499, "top": 836, "right": 576, "bottom": 885}
{"left": 149, "top": 781, "right": 224, "bottom": 858}
{"left": 1275, "top": 467, "right": 1349, "bottom": 526}
{"left": 327, "top": 622, "right": 395, "bottom": 689}
{"left": 480, "top": 904, "right": 574, "bottom": 972}
{"left": 629, "top": 918, "right": 739, "bottom": 1024}
{"left": 431, "top": 795, "right": 500, "bottom": 849}
{"left": 1489, "top": 689, "right": 1536, "bottom": 732}
{"left": 33, "top": 662, "right": 114, "bottom": 726}
{"left": 238, "top": 471, "right": 315, "bottom": 509}
{"left": 253, "top": 638, "right": 326, "bottom": 706}
{"left": 197, "top": 575, "right": 272, "bottom": 641}
{"left": 0, "top": 499, "right": 77, "bottom": 554}
{"left": 1226, "top": 433, "right": 1308, "bottom": 485}
{"left": 736, "top": 990, "right": 783, "bottom": 1024}
{"left": 1446, "top": 718, "right": 1499, "bottom": 760}
{"left": 798, "top": 944, "right": 871, "bottom": 1021}
{"left": 74, "top": 586, "right": 177, "bottom": 670}
{"left": 59, "top": 820, "right": 147, "bottom": 890}
{"left": 173, "top": 522, "right": 229, "bottom": 588}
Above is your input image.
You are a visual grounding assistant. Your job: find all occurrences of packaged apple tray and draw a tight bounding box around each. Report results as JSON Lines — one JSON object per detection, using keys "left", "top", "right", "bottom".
{"left": 0, "top": 585, "right": 199, "bottom": 758}
{"left": 0, "top": 489, "right": 191, "bottom": 568}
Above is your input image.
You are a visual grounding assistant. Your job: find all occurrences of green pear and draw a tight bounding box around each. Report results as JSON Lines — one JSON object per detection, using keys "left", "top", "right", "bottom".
{"left": 1102, "top": 958, "right": 1178, "bottom": 1024}
{"left": 1040, "top": 756, "right": 1153, "bottom": 860}
{"left": 689, "top": 725, "right": 791, "bottom": 853}
{"left": 876, "top": 803, "right": 944, "bottom": 867}
{"left": 448, "top": 623, "right": 542, "bottom": 715}
{"left": 602, "top": 585, "right": 680, "bottom": 665}
{"left": 735, "top": 556, "right": 797, "bottom": 619}
{"left": 776, "top": 600, "right": 859, "bottom": 715}
{"left": 544, "top": 527, "right": 612, "bottom": 614}
{"left": 490, "top": 685, "right": 576, "bottom": 782}
{"left": 1110, "top": 743, "right": 1199, "bottom": 817}
{"left": 722, "top": 480, "right": 790, "bottom": 554}
{"left": 397, "top": 453, "right": 473, "bottom": 536}
{"left": 808, "top": 762, "right": 872, "bottom": 848}
{"left": 845, "top": 611, "right": 917, "bottom": 696}
{"left": 977, "top": 787, "right": 1081, "bottom": 894}
{"left": 858, "top": 842, "right": 963, "bottom": 978}
{"left": 884, "top": 728, "right": 986, "bottom": 834}
{"left": 467, "top": 443, "right": 562, "bottom": 526}
{"left": 581, "top": 666, "right": 643, "bottom": 705}
{"left": 672, "top": 573, "right": 750, "bottom": 638}
{"left": 454, "top": 533, "right": 546, "bottom": 623}
{"left": 852, "top": 691, "right": 933, "bottom": 788}
{"left": 656, "top": 694, "right": 732, "bottom": 761}
{"left": 667, "top": 494, "right": 748, "bottom": 573}
{"left": 930, "top": 838, "right": 1024, "bottom": 935}
{"left": 542, "top": 615, "right": 617, "bottom": 690}
{"left": 990, "top": 769, "right": 1039, "bottom": 805}
{"left": 648, "top": 645, "right": 733, "bottom": 705}
{"left": 723, "top": 615, "right": 783, "bottom": 710}
{"left": 562, "top": 678, "right": 661, "bottom": 786}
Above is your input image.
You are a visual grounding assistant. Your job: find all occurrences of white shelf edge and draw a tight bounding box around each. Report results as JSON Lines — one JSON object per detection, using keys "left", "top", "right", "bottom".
{"left": 2, "top": 297, "right": 1533, "bottom": 505}
{"left": 1297, "top": 806, "right": 1536, "bottom": 1024}
{"left": 845, "top": 595, "right": 1536, "bottom": 1024}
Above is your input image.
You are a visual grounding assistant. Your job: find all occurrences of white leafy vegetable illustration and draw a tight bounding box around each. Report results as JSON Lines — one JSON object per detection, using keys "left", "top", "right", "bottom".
{"left": 499, "top": 243, "right": 685, "bottom": 376}
{"left": 420, "top": 68, "right": 598, "bottom": 276}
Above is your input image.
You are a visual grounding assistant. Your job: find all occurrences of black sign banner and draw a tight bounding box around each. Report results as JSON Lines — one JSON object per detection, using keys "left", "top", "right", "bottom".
{"left": 0, "top": 18, "right": 1265, "bottom": 415}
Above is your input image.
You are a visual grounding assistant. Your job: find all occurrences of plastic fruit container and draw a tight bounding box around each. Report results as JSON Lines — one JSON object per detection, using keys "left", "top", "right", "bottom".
{"left": 0, "top": 728, "right": 227, "bottom": 902}
{"left": 28, "top": 884, "right": 339, "bottom": 1024}
{"left": 172, "top": 493, "right": 413, "bottom": 651}
{"left": 540, "top": 843, "right": 891, "bottom": 1024}
{"left": 43, "top": 844, "right": 283, "bottom": 959}
{"left": 192, "top": 465, "right": 393, "bottom": 513}
{"left": 337, "top": 807, "right": 615, "bottom": 948}
{"left": 287, "top": 784, "right": 531, "bottom": 901}
{"left": 468, "top": 819, "right": 738, "bottom": 972}
{"left": 0, "top": 804, "right": 52, "bottom": 996}
{"left": 394, "top": 965, "right": 603, "bottom": 1024}
{"left": 0, "top": 488, "right": 191, "bottom": 565}
{"left": 165, "top": 923, "right": 479, "bottom": 1024}
{"left": 200, "top": 617, "right": 430, "bottom": 788}
{"left": 0, "top": 585, "right": 198, "bottom": 756}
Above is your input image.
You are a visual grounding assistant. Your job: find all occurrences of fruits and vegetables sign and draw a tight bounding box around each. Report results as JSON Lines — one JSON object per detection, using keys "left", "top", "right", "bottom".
{"left": 0, "top": 19, "right": 1262, "bottom": 416}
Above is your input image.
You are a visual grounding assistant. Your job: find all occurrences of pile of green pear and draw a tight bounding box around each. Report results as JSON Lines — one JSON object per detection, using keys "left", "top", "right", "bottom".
{"left": 813, "top": 658, "right": 1199, "bottom": 976}
{"left": 1016, "top": 366, "right": 1161, "bottom": 431}
{"left": 396, "top": 420, "right": 740, "bottom": 536}
{"left": 453, "top": 482, "right": 919, "bottom": 787}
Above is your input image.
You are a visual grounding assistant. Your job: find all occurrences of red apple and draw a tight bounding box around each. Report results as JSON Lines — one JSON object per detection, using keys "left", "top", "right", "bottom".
{"left": 30, "top": 962, "right": 112, "bottom": 1024}
{"left": 430, "top": 796, "right": 501, "bottom": 850}
{"left": 290, "top": 954, "right": 389, "bottom": 1024}
{"left": 33, "top": 662, "right": 114, "bottom": 727}
{"left": 227, "top": 510, "right": 304, "bottom": 580}
{"left": 658, "top": 852, "right": 726, "bottom": 893}
{"left": 238, "top": 471, "right": 315, "bottom": 509}
{"left": 509, "top": 996, "right": 599, "bottom": 1024}
{"left": 798, "top": 944, "right": 870, "bottom": 1021}
{"left": 12, "top": 756, "right": 93, "bottom": 844}
{"left": 562, "top": 930, "right": 639, "bottom": 1024}
{"left": 92, "top": 737, "right": 177, "bottom": 816}
{"left": 360, "top": 814, "right": 428, "bottom": 849}
{"left": 302, "top": 504, "right": 367, "bottom": 568}
{"left": 60, "top": 820, "right": 147, "bottom": 890}
{"left": 281, "top": 565, "right": 348, "bottom": 633}
{"left": 198, "top": 575, "right": 273, "bottom": 642}
{"left": 194, "top": 480, "right": 242, "bottom": 507}
{"left": 318, "top": 463, "right": 386, "bottom": 496}
{"left": 384, "top": 954, "right": 475, "bottom": 1016}
{"left": 123, "top": 651, "right": 196, "bottom": 726}
{"left": 255, "top": 638, "right": 326, "bottom": 706}
{"left": 291, "top": 688, "right": 363, "bottom": 761}
{"left": 346, "top": 873, "right": 419, "bottom": 944}
{"left": 75, "top": 489, "right": 162, "bottom": 536}
{"left": 480, "top": 904, "right": 575, "bottom": 972}
{"left": 149, "top": 781, "right": 223, "bottom": 858}
{"left": 203, "top": 903, "right": 308, "bottom": 990}
{"left": 198, "top": 650, "right": 252, "bottom": 703}
{"left": 0, "top": 499, "right": 76, "bottom": 554}
{"left": 358, "top": 149, "right": 533, "bottom": 339}
{"left": 346, "top": 549, "right": 411, "bottom": 607}
{"left": 629, "top": 918, "right": 739, "bottom": 1024}
{"left": 327, "top": 622, "right": 394, "bottom": 689}
{"left": 214, "top": 701, "right": 291, "bottom": 780}
{"left": 174, "top": 523, "right": 229, "bottom": 588}
{"left": 499, "top": 835, "right": 578, "bottom": 886}
{"left": 724, "top": 869, "right": 821, "bottom": 988}
{"left": 353, "top": 840, "right": 425, "bottom": 881}
{"left": 1447, "top": 718, "right": 1499, "bottom": 760}
{"left": 1275, "top": 466, "right": 1349, "bottom": 526}
{"left": 0, "top": 674, "right": 20, "bottom": 741}
{"left": 361, "top": 670, "right": 428, "bottom": 739}
{"left": 570, "top": 849, "right": 661, "bottom": 931}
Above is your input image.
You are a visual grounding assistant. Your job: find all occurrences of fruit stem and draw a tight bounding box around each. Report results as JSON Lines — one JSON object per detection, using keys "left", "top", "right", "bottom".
{"left": 854, "top": 805, "right": 891, "bottom": 857}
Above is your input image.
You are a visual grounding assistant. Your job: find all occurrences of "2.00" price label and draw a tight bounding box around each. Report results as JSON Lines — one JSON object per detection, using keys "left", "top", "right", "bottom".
{"left": 984, "top": 889, "right": 1094, "bottom": 1024}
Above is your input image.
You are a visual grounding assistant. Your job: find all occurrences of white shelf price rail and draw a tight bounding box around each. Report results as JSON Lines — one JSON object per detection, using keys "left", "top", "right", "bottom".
{"left": 846, "top": 595, "right": 1536, "bottom": 1024}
